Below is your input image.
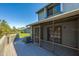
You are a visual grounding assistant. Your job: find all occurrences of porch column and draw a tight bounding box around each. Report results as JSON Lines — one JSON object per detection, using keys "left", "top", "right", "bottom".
{"left": 53, "top": 20, "right": 55, "bottom": 42}
{"left": 31, "top": 26, "right": 32, "bottom": 40}
{"left": 33, "top": 27, "right": 35, "bottom": 43}
{"left": 32, "top": 26, "right": 35, "bottom": 43}
{"left": 52, "top": 20, "right": 55, "bottom": 52}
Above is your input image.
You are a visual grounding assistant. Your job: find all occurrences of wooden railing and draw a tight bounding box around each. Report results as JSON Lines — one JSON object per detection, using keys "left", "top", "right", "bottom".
{"left": 0, "top": 34, "right": 17, "bottom": 56}
{"left": 0, "top": 35, "right": 7, "bottom": 55}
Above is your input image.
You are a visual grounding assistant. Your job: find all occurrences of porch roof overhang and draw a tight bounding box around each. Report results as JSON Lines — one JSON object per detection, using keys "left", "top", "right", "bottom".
{"left": 27, "top": 9, "right": 79, "bottom": 26}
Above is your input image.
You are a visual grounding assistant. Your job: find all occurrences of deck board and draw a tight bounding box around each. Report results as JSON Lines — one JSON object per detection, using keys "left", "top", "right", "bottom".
{"left": 14, "top": 39, "right": 55, "bottom": 56}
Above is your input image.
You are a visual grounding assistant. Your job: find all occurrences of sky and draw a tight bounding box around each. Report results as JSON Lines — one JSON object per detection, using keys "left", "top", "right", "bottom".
{"left": 0, "top": 3, "right": 47, "bottom": 28}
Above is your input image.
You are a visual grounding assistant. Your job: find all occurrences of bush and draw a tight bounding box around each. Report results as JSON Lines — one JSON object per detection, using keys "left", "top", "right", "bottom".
{"left": 22, "top": 36, "right": 32, "bottom": 43}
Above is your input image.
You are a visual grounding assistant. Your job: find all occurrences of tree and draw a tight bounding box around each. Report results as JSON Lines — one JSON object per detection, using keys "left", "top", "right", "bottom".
{"left": 12, "top": 26, "right": 18, "bottom": 33}
{"left": 1, "top": 20, "right": 11, "bottom": 33}
{"left": 0, "top": 19, "right": 12, "bottom": 38}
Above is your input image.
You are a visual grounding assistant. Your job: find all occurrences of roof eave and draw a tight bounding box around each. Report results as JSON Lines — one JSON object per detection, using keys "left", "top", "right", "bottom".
{"left": 36, "top": 3, "right": 50, "bottom": 13}
{"left": 27, "top": 9, "right": 79, "bottom": 26}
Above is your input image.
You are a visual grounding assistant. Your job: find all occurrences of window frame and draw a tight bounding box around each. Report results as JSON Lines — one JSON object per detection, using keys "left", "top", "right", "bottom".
{"left": 54, "top": 25, "right": 62, "bottom": 44}
{"left": 47, "top": 7, "right": 53, "bottom": 17}
{"left": 47, "top": 3, "right": 63, "bottom": 17}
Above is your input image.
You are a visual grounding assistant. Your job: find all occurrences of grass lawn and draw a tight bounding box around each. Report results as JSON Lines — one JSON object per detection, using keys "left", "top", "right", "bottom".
{"left": 19, "top": 32, "right": 31, "bottom": 38}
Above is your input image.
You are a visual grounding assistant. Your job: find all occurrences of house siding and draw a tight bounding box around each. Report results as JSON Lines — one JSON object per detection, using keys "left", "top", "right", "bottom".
{"left": 78, "top": 19, "right": 79, "bottom": 48}
{"left": 38, "top": 3, "right": 79, "bottom": 21}
{"left": 63, "top": 3, "right": 79, "bottom": 13}
{"left": 40, "top": 19, "right": 79, "bottom": 55}
{"left": 61, "top": 20, "right": 77, "bottom": 48}
{"left": 38, "top": 9, "right": 46, "bottom": 21}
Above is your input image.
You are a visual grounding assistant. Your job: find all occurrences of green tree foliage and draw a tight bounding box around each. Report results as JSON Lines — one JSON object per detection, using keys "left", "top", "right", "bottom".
{"left": 0, "top": 20, "right": 12, "bottom": 38}
{"left": 12, "top": 26, "right": 18, "bottom": 33}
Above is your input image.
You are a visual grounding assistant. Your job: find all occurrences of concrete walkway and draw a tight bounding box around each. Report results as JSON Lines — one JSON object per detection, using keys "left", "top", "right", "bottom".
{"left": 14, "top": 39, "right": 55, "bottom": 56}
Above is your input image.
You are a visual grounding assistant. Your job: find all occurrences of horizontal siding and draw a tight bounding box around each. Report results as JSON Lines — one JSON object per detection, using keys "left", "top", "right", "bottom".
{"left": 38, "top": 9, "right": 46, "bottom": 21}
{"left": 63, "top": 3, "right": 79, "bottom": 12}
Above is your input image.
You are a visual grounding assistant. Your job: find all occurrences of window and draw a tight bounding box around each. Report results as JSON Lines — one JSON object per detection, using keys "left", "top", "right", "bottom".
{"left": 53, "top": 4, "right": 61, "bottom": 15}
{"left": 46, "top": 25, "right": 62, "bottom": 44}
{"left": 47, "top": 26, "right": 54, "bottom": 41}
{"left": 38, "top": 9, "right": 45, "bottom": 20}
{"left": 54, "top": 25, "right": 62, "bottom": 44}
{"left": 47, "top": 4, "right": 61, "bottom": 17}
{"left": 47, "top": 7, "right": 53, "bottom": 17}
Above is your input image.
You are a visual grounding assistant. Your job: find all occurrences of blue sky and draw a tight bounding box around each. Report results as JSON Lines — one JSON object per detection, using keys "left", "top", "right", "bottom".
{"left": 0, "top": 3, "right": 47, "bottom": 28}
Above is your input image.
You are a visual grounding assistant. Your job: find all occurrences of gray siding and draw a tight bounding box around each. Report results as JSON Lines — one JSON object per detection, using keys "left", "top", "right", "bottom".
{"left": 38, "top": 3, "right": 79, "bottom": 21}
{"left": 40, "top": 19, "right": 79, "bottom": 55}
{"left": 63, "top": 3, "right": 79, "bottom": 12}
{"left": 38, "top": 9, "right": 46, "bottom": 21}
{"left": 62, "top": 21, "right": 77, "bottom": 47}
{"left": 42, "top": 20, "right": 77, "bottom": 48}
{"left": 77, "top": 19, "right": 79, "bottom": 48}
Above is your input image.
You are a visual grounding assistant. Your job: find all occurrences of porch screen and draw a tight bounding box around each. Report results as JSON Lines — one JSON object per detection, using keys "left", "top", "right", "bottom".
{"left": 47, "top": 25, "right": 62, "bottom": 43}
{"left": 47, "top": 26, "right": 54, "bottom": 41}
{"left": 34, "top": 27, "right": 40, "bottom": 43}
{"left": 54, "top": 26, "right": 62, "bottom": 44}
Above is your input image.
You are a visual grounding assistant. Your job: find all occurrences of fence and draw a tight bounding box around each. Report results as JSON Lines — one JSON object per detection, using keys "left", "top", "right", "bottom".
{"left": 0, "top": 34, "right": 17, "bottom": 56}
{"left": 0, "top": 35, "right": 7, "bottom": 55}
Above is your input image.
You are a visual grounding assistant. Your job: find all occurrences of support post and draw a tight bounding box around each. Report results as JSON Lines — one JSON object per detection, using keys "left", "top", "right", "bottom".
{"left": 33, "top": 28, "right": 35, "bottom": 44}
{"left": 53, "top": 20, "right": 55, "bottom": 41}
{"left": 31, "top": 26, "right": 32, "bottom": 41}
{"left": 53, "top": 20, "right": 55, "bottom": 52}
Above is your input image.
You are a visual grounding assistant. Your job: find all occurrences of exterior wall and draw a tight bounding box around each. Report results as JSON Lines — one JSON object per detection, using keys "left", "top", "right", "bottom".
{"left": 38, "top": 3, "right": 61, "bottom": 21}
{"left": 33, "top": 3, "right": 79, "bottom": 55}
{"left": 54, "top": 20, "right": 78, "bottom": 55}
{"left": 61, "top": 20, "right": 77, "bottom": 48}
{"left": 63, "top": 3, "right": 79, "bottom": 13}
{"left": 38, "top": 3, "right": 79, "bottom": 21}
{"left": 77, "top": 19, "right": 79, "bottom": 48}
{"left": 38, "top": 9, "right": 46, "bottom": 21}
{"left": 39, "top": 19, "right": 79, "bottom": 55}
{"left": 42, "top": 20, "right": 77, "bottom": 48}
{"left": 54, "top": 43, "right": 79, "bottom": 56}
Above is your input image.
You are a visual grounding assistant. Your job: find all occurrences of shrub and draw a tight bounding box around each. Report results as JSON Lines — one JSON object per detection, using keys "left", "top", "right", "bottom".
{"left": 22, "top": 36, "right": 32, "bottom": 43}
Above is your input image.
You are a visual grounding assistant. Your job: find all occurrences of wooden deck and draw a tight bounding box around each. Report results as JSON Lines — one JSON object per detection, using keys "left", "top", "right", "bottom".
{"left": 14, "top": 38, "right": 55, "bottom": 56}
